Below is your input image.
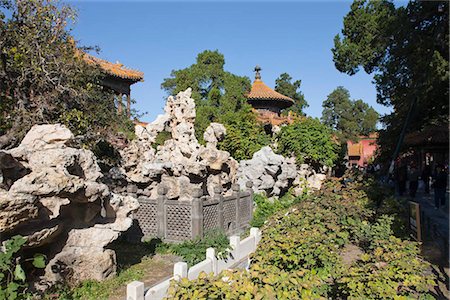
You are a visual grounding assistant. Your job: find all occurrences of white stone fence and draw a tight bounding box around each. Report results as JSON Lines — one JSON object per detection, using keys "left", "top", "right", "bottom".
{"left": 126, "top": 227, "right": 262, "bottom": 300}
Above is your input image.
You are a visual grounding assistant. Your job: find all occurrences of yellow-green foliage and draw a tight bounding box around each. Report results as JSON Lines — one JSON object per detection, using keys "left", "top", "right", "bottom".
{"left": 277, "top": 117, "right": 338, "bottom": 168}
{"left": 152, "top": 131, "right": 172, "bottom": 150}
{"left": 166, "top": 173, "right": 435, "bottom": 299}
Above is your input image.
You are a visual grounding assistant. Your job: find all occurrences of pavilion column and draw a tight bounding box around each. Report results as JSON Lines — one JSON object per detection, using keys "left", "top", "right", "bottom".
{"left": 126, "top": 93, "right": 131, "bottom": 118}
{"left": 117, "top": 93, "right": 123, "bottom": 115}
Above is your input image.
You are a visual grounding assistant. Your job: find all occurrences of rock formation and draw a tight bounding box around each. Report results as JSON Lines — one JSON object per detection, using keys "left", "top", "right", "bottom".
{"left": 237, "top": 146, "right": 327, "bottom": 197}
{"left": 0, "top": 124, "right": 138, "bottom": 286}
{"left": 120, "top": 88, "right": 238, "bottom": 200}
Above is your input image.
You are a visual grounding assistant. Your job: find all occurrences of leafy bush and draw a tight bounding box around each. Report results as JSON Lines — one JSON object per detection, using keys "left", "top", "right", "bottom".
{"left": 152, "top": 131, "right": 172, "bottom": 150}
{"left": 250, "top": 190, "right": 303, "bottom": 228}
{"left": 0, "top": 236, "right": 46, "bottom": 300}
{"left": 218, "top": 105, "right": 270, "bottom": 160}
{"left": 59, "top": 109, "right": 90, "bottom": 136}
{"left": 157, "top": 230, "right": 231, "bottom": 266}
{"left": 277, "top": 117, "right": 338, "bottom": 168}
{"left": 167, "top": 173, "right": 435, "bottom": 299}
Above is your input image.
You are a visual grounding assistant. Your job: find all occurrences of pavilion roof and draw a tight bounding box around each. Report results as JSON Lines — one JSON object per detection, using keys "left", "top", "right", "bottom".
{"left": 82, "top": 52, "right": 144, "bottom": 82}
{"left": 246, "top": 66, "right": 294, "bottom": 104}
{"left": 247, "top": 80, "right": 294, "bottom": 104}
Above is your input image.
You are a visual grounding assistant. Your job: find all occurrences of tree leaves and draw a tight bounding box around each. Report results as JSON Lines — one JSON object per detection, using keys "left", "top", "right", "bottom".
{"left": 32, "top": 254, "right": 46, "bottom": 269}
{"left": 13, "top": 265, "right": 25, "bottom": 282}
{"left": 277, "top": 117, "right": 338, "bottom": 168}
{"left": 333, "top": 0, "right": 449, "bottom": 162}
{"left": 321, "top": 86, "right": 379, "bottom": 143}
{"left": 274, "top": 73, "right": 309, "bottom": 116}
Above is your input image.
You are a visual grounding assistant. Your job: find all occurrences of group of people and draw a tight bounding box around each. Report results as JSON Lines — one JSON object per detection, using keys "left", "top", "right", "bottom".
{"left": 395, "top": 163, "right": 448, "bottom": 209}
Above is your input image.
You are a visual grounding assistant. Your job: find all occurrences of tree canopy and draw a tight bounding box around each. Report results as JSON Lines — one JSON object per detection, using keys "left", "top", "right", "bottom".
{"left": 0, "top": 0, "right": 134, "bottom": 149}
{"left": 161, "top": 50, "right": 270, "bottom": 159}
{"left": 333, "top": 0, "right": 448, "bottom": 161}
{"left": 274, "top": 73, "right": 308, "bottom": 116}
{"left": 321, "top": 86, "right": 379, "bottom": 143}
{"left": 277, "top": 117, "right": 338, "bottom": 169}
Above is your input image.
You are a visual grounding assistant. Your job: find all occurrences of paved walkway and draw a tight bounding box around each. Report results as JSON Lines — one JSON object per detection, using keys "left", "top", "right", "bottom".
{"left": 408, "top": 189, "right": 449, "bottom": 299}
{"left": 414, "top": 189, "right": 449, "bottom": 246}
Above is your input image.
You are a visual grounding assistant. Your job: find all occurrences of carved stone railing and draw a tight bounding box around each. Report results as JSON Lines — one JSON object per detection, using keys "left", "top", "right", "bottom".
{"left": 132, "top": 182, "right": 253, "bottom": 242}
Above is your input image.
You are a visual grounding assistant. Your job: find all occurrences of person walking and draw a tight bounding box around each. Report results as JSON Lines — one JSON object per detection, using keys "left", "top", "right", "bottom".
{"left": 432, "top": 165, "right": 448, "bottom": 209}
{"left": 422, "top": 164, "right": 431, "bottom": 194}
{"left": 396, "top": 164, "right": 407, "bottom": 196}
{"left": 408, "top": 164, "right": 420, "bottom": 199}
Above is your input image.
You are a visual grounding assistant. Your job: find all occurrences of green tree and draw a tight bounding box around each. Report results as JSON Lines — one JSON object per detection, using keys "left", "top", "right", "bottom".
{"left": 0, "top": 0, "right": 135, "bottom": 149}
{"left": 161, "top": 50, "right": 270, "bottom": 158}
{"left": 333, "top": 0, "right": 448, "bottom": 161}
{"left": 218, "top": 106, "right": 270, "bottom": 161}
{"left": 274, "top": 73, "right": 308, "bottom": 115}
{"left": 277, "top": 117, "right": 338, "bottom": 169}
{"left": 321, "top": 87, "right": 378, "bottom": 143}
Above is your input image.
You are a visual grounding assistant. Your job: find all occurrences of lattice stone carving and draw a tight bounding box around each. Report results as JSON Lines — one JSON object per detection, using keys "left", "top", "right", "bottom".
{"left": 166, "top": 204, "right": 192, "bottom": 241}
{"left": 203, "top": 204, "right": 219, "bottom": 232}
{"left": 223, "top": 200, "right": 236, "bottom": 230}
{"left": 134, "top": 201, "right": 157, "bottom": 237}
{"left": 239, "top": 195, "right": 252, "bottom": 224}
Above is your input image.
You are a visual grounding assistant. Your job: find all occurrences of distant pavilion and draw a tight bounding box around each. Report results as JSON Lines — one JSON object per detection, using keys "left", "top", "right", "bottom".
{"left": 246, "top": 66, "right": 295, "bottom": 126}
{"left": 82, "top": 53, "right": 144, "bottom": 118}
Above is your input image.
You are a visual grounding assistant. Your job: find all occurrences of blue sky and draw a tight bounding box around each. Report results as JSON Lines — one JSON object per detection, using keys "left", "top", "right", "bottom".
{"left": 69, "top": 0, "right": 392, "bottom": 122}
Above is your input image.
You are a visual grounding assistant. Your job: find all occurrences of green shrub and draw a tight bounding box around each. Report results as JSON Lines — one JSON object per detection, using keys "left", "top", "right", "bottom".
{"left": 277, "top": 117, "right": 338, "bottom": 168}
{"left": 152, "top": 131, "right": 172, "bottom": 150}
{"left": 167, "top": 173, "right": 435, "bottom": 298}
{"left": 158, "top": 230, "right": 231, "bottom": 266}
{"left": 0, "top": 236, "right": 46, "bottom": 300}
{"left": 218, "top": 106, "right": 270, "bottom": 160}
{"left": 59, "top": 109, "right": 90, "bottom": 136}
{"left": 250, "top": 190, "right": 303, "bottom": 228}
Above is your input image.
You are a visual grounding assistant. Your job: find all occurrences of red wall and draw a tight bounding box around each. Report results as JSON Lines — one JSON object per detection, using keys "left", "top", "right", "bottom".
{"left": 347, "top": 137, "right": 378, "bottom": 167}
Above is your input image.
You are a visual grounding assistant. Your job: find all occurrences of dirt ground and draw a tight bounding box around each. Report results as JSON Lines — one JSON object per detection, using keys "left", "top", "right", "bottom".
{"left": 422, "top": 242, "right": 449, "bottom": 299}
{"left": 108, "top": 254, "right": 180, "bottom": 300}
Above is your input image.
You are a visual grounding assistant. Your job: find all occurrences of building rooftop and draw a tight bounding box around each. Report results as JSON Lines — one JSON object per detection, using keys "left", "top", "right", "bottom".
{"left": 82, "top": 52, "right": 144, "bottom": 82}
{"left": 246, "top": 66, "right": 294, "bottom": 104}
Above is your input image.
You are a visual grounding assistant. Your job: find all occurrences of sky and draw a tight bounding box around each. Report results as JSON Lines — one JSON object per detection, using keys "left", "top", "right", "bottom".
{"left": 69, "top": 0, "right": 392, "bottom": 123}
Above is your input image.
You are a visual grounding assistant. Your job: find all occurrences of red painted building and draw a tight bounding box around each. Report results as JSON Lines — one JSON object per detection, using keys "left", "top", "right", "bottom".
{"left": 347, "top": 133, "right": 378, "bottom": 167}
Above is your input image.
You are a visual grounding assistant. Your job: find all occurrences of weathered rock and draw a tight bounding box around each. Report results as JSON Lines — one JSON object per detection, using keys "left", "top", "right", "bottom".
{"left": 204, "top": 123, "right": 226, "bottom": 148}
{"left": 0, "top": 124, "right": 138, "bottom": 286}
{"left": 121, "top": 89, "right": 237, "bottom": 200}
{"left": 237, "top": 146, "right": 327, "bottom": 197}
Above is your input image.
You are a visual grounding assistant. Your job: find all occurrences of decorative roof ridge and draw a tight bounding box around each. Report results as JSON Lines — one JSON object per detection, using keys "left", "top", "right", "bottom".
{"left": 246, "top": 65, "right": 294, "bottom": 103}
{"left": 247, "top": 79, "right": 294, "bottom": 103}
{"left": 81, "top": 51, "right": 144, "bottom": 82}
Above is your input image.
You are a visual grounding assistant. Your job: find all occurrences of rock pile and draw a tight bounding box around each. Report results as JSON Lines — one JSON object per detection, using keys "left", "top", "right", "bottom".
{"left": 237, "top": 146, "right": 327, "bottom": 197}
{"left": 120, "top": 88, "right": 238, "bottom": 200}
{"left": 0, "top": 124, "right": 138, "bottom": 286}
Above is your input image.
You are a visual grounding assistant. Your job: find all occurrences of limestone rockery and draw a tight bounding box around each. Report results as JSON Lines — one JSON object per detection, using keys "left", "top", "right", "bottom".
{"left": 119, "top": 88, "right": 238, "bottom": 200}
{"left": 237, "top": 146, "right": 327, "bottom": 197}
{"left": 0, "top": 124, "right": 139, "bottom": 287}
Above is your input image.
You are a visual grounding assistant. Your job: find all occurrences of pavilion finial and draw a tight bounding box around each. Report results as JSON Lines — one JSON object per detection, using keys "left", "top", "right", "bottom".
{"left": 254, "top": 65, "right": 262, "bottom": 80}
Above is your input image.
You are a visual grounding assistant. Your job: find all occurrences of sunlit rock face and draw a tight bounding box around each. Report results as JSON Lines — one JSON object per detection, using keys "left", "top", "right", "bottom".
{"left": 237, "top": 146, "right": 327, "bottom": 198}
{"left": 0, "top": 124, "right": 138, "bottom": 286}
{"left": 121, "top": 88, "right": 237, "bottom": 200}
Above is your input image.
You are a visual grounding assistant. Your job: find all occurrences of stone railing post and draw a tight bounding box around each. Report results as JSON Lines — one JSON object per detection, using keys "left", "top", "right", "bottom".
{"left": 126, "top": 281, "right": 144, "bottom": 300}
{"left": 214, "top": 186, "right": 224, "bottom": 230}
{"left": 191, "top": 188, "right": 204, "bottom": 239}
{"left": 246, "top": 181, "right": 254, "bottom": 221}
{"left": 206, "top": 247, "right": 218, "bottom": 275}
{"left": 157, "top": 185, "right": 168, "bottom": 239}
{"left": 231, "top": 184, "right": 240, "bottom": 229}
{"left": 173, "top": 262, "right": 188, "bottom": 280}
